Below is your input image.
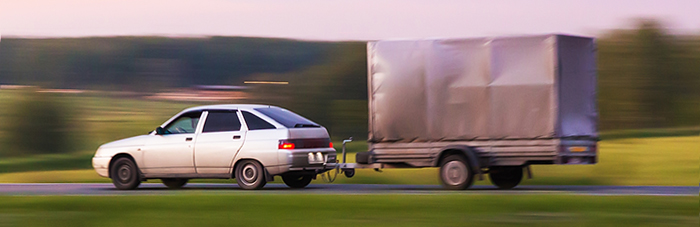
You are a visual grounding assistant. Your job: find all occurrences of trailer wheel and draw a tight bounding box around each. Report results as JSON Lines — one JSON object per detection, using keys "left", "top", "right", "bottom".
{"left": 344, "top": 169, "right": 355, "bottom": 178}
{"left": 489, "top": 166, "right": 523, "bottom": 189}
{"left": 439, "top": 154, "right": 474, "bottom": 190}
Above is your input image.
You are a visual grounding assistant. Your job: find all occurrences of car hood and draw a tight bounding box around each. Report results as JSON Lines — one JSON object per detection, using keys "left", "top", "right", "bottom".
{"left": 100, "top": 135, "right": 150, "bottom": 148}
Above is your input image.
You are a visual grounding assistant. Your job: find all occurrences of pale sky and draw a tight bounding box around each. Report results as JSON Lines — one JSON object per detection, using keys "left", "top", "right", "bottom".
{"left": 1, "top": 0, "right": 698, "bottom": 40}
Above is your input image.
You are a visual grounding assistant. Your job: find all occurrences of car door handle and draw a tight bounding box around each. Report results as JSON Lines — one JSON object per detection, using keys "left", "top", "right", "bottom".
{"left": 185, "top": 137, "right": 193, "bottom": 141}
{"left": 233, "top": 135, "right": 241, "bottom": 139}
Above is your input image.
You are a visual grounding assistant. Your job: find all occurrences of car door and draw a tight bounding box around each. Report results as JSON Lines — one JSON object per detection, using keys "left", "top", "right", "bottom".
{"left": 193, "top": 110, "right": 246, "bottom": 175}
{"left": 142, "top": 111, "right": 202, "bottom": 175}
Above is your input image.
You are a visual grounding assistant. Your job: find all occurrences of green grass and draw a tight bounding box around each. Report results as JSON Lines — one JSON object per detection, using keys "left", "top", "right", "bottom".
{"left": 0, "top": 153, "right": 95, "bottom": 174}
{"left": 599, "top": 126, "right": 700, "bottom": 140}
{"left": 0, "top": 195, "right": 696, "bottom": 227}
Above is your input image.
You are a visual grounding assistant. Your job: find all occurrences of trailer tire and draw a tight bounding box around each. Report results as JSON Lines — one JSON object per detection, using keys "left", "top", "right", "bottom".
{"left": 344, "top": 169, "right": 355, "bottom": 178}
{"left": 439, "top": 154, "right": 474, "bottom": 190}
{"left": 489, "top": 166, "right": 523, "bottom": 189}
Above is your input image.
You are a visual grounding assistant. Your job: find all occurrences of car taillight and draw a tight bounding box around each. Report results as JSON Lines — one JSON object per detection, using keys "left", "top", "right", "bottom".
{"left": 278, "top": 138, "right": 332, "bottom": 149}
{"left": 279, "top": 141, "right": 295, "bottom": 149}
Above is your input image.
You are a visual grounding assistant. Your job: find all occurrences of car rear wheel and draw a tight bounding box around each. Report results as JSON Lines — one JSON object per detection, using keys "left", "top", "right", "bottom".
{"left": 235, "top": 160, "right": 267, "bottom": 190}
{"left": 439, "top": 154, "right": 474, "bottom": 190}
{"left": 161, "top": 178, "right": 188, "bottom": 189}
{"left": 489, "top": 166, "right": 523, "bottom": 189}
{"left": 110, "top": 157, "right": 141, "bottom": 190}
{"left": 282, "top": 174, "right": 313, "bottom": 188}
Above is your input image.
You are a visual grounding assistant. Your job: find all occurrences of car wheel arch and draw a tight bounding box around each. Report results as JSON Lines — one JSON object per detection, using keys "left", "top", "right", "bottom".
{"left": 108, "top": 153, "right": 139, "bottom": 179}
{"left": 231, "top": 158, "right": 263, "bottom": 178}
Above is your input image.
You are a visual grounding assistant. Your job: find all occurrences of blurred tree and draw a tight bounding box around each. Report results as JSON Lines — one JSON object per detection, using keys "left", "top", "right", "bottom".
{"left": 2, "top": 90, "right": 76, "bottom": 156}
{"left": 597, "top": 19, "right": 700, "bottom": 130}
{"left": 0, "top": 25, "right": 698, "bottom": 136}
{"left": 0, "top": 37, "right": 335, "bottom": 91}
{"left": 636, "top": 20, "right": 677, "bottom": 127}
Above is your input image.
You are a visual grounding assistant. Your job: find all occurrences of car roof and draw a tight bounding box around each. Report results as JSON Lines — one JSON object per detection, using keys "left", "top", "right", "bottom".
{"left": 182, "top": 104, "right": 278, "bottom": 112}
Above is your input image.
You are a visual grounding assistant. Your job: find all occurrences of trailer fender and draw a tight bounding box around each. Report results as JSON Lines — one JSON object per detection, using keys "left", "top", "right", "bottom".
{"left": 435, "top": 145, "right": 483, "bottom": 180}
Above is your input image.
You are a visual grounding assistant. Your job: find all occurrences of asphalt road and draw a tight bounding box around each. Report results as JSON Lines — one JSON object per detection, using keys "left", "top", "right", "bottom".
{"left": 0, "top": 183, "right": 697, "bottom": 196}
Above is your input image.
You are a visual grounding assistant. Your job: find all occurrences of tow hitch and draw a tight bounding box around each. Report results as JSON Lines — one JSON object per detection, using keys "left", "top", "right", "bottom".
{"left": 321, "top": 137, "right": 356, "bottom": 182}
{"left": 321, "top": 137, "right": 385, "bottom": 182}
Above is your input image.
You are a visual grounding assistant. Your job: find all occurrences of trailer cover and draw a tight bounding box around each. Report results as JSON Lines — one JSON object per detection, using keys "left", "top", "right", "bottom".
{"left": 368, "top": 34, "right": 597, "bottom": 142}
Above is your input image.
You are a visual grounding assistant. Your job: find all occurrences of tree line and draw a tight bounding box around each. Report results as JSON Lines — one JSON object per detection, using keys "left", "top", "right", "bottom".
{"left": 0, "top": 20, "right": 698, "bottom": 138}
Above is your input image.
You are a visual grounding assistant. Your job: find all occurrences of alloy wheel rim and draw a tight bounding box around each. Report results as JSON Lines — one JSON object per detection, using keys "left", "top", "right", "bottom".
{"left": 118, "top": 165, "right": 131, "bottom": 182}
{"left": 242, "top": 164, "right": 257, "bottom": 185}
{"left": 442, "top": 160, "right": 468, "bottom": 186}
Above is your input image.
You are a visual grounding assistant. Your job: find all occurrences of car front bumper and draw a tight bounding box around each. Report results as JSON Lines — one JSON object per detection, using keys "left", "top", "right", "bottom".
{"left": 92, "top": 156, "right": 111, "bottom": 178}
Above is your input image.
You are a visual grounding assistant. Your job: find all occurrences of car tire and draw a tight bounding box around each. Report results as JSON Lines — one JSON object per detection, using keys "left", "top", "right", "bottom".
{"left": 235, "top": 160, "right": 267, "bottom": 190}
{"left": 489, "top": 166, "right": 523, "bottom": 189}
{"left": 110, "top": 157, "right": 141, "bottom": 190}
{"left": 439, "top": 154, "right": 474, "bottom": 190}
{"left": 281, "top": 174, "right": 313, "bottom": 188}
{"left": 161, "top": 178, "right": 188, "bottom": 189}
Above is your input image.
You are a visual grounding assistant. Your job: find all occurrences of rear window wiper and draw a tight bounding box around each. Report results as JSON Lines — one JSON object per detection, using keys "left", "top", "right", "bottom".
{"left": 294, "top": 123, "right": 320, "bottom": 128}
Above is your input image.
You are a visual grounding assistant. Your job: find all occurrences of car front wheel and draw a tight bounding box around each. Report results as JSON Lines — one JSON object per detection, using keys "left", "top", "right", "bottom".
{"left": 110, "top": 157, "right": 141, "bottom": 190}
{"left": 235, "top": 160, "right": 267, "bottom": 190}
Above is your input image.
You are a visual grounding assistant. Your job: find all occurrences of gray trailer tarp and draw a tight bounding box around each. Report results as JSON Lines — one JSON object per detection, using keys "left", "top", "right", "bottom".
{"left": 368, "top": 34, "right": 597, "bottom": 142}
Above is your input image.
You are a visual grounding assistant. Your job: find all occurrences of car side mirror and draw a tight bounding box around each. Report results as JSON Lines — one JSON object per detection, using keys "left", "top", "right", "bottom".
{"left": 155, "top": 127, "right": 166, "bottom": 135}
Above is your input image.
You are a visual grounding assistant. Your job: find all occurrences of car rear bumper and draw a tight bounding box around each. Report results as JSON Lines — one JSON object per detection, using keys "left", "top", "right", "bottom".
{"left": 287, "top": 162, "right": 337, "bottom": 172}
{"left": 92, "top": 157, "right": 111, "bottom": 178}
{"left": 277, "top": 149, "right": 337, "bottom": 174}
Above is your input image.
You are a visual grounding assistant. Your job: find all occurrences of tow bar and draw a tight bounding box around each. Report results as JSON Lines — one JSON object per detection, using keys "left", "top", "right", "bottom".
{"left": 321, "top": 137, "right": 385, "bottom": 182}
{"left": 321, "top": 137, "right": 354, "bottom": 183}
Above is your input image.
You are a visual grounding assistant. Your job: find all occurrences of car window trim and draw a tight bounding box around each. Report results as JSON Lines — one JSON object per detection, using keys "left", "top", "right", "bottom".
{"left": 162, "top": 110, "right": 204, "bottom": 135}
{"left": 241, "top": 110, "right": 277, "bottom": 130}
{"left": 201, "top": 110, "right": 243, "bottom": 133}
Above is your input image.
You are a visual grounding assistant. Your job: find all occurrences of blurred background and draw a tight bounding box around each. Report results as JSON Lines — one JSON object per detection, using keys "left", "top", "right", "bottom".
{"left": 1, "top": 2, "right": 698, "bottom": 226}
{"left": 0, "top": 1, "right": 698, "bottom": 186}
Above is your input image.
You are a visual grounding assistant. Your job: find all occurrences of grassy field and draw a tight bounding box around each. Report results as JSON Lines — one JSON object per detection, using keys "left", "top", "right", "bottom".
{"left": 0, "top": 194, "right": 696, "bottom": 227}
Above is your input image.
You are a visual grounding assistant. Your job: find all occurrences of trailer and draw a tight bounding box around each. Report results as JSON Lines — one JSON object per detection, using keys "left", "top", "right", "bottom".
{"left": 335, "top": 34, "right": 598, "bottom": 189}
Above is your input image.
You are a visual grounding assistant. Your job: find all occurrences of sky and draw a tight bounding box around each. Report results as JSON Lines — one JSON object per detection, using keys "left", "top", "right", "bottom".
{"left": 1, "top": 0, "right": 698, "bottom": 40}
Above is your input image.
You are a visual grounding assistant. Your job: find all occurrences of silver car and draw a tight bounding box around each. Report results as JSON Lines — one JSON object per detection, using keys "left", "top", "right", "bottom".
{"left": 92, "top": 104, "right": 337, "bottom": 190}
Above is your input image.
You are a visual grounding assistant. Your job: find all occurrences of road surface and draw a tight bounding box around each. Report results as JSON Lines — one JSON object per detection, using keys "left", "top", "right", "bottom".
{"left": 0, "top": 183, "right": 696, "bottom": 196}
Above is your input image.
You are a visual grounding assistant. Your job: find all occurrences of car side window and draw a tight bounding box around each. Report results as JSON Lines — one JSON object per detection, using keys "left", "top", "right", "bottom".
{"left": 164, "top": 111, "right": 201, "bottom": 134}
{"left": 242, "top": 111, "right": 276, "bottom": 130}
{"left": 202, "top": 111, "right": 241, "bottom": 133}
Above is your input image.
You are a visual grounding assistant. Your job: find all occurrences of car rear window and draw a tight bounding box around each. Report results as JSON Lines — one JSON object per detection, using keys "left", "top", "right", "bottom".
{"left": 254, "top": 108, "right": 319, "bottom": 128}
{"left": 242, "top": 111, "right": 276, "bottom": 130}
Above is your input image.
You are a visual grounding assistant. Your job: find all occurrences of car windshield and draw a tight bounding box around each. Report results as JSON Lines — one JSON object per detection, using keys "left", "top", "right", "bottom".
{"left": 255, "top": 107, "right": 320, "bottom": 128}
